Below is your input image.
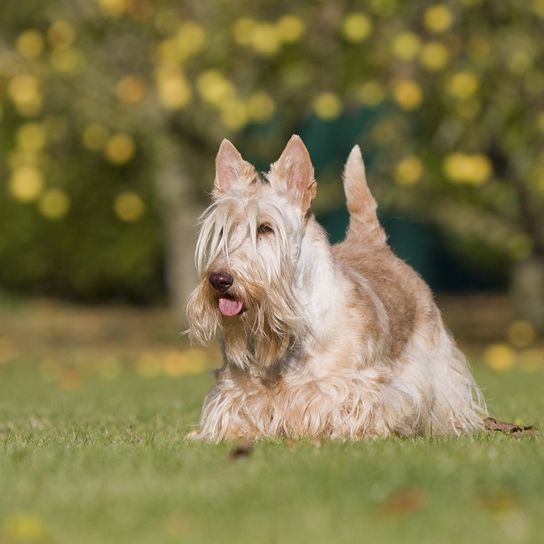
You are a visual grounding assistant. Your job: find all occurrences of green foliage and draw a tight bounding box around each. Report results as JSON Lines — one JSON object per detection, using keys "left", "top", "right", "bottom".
{"left": 1, "top": 0, "right": 543, "bottom": 298}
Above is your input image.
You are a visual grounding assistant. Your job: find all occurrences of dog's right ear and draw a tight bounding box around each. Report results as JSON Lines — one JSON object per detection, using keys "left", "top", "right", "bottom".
{"left": 213, "top": 139, "right": 257, "bottom": 196}
{"left": 268, "top": 135, "right": 316, "bottom": 214}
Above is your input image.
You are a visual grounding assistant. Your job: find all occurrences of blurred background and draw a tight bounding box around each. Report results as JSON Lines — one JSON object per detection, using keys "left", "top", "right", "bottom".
{"left": 1, "top": 0, "right": 544, "bottom": 376}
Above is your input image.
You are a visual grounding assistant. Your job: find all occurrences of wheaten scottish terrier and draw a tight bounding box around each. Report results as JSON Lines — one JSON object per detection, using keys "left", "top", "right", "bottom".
{"left": 187, "top": 135, "right": 486, "bottom": 441}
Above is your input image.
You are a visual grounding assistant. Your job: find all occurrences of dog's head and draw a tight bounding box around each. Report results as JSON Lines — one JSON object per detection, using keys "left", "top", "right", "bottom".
{"left": 186, "top": 135, "right": 316, "bottom": 368}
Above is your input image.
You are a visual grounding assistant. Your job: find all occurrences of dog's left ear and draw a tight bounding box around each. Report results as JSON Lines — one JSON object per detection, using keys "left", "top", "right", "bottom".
{"left": 214, "top": 139, "right": 257, "bottom": 197}
{"left": 268, "top": 135, "right": 316, "bottom": 213}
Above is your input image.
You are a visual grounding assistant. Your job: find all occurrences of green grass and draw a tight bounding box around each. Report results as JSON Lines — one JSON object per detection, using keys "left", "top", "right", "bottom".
{"left": 1, "top": 363, "right": 543, "bottom": 544}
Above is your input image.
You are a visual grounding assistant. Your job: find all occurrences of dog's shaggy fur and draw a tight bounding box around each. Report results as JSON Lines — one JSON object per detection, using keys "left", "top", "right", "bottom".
{"left": 187, "top": 135, "right": 486, "bottom": 441}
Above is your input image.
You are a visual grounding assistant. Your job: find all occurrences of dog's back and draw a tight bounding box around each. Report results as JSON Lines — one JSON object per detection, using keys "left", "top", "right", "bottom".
{"left": 332, "top": 146, "right": 486, "bottom": 434}
{"left": 333, "top": 146, "right": 439, "bottom": 360}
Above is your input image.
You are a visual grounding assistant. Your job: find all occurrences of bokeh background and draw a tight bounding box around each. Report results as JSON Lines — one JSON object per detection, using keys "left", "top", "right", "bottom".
{"left": 1, "top": 3, "right": 544, "bottom": 543}
{"left": 1, "top": 0, "right": 544, "bottom": 375}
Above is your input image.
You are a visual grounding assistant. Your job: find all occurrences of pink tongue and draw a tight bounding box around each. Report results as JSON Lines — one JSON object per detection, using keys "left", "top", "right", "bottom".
{"left": 218, "top": 298, "right": 243, "bottom": 317}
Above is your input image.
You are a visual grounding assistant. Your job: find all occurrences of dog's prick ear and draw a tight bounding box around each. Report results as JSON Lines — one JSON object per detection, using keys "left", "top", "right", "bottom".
{"left": 269, "top": 135, "right": 316, "bottom": 213}
{"left": 214, "top": 139, "right": 256, "bottom": 195}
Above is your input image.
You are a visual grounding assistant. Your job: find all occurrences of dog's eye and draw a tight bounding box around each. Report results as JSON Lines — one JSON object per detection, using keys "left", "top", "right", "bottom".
{"left": 257, "top": 223, "right": 274, "bottom": 235}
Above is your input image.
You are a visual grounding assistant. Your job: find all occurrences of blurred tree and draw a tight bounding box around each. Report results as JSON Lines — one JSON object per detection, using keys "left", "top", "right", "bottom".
{"left": 0, "top": 0, "right": 543, "bottom": 327}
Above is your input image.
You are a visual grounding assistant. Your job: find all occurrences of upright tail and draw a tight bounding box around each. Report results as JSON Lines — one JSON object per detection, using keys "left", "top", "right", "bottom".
{"left": 342, "top": 145, "right": 386, "bottom": 245}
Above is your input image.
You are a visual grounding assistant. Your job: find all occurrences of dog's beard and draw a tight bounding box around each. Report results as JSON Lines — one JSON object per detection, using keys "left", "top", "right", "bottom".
{"left": 186, "top": 267, "right": 306, "bottom": 370}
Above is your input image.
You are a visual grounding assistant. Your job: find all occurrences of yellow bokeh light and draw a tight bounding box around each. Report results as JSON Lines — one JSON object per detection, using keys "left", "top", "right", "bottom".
{"left": 175, "top": 21, "right": 206, "bottom": 59}
{"left": 17, "top": 123, "right": 47, "bottom": 151}
{"left": 232, "top": 17, "right": 257, "bottom": 46}
{"left": 465, "top": 154, "right": 491, "bottom": 183}
{"left": 16, "top": 29, "right": 45, "bottom": 59}
{"left": 116, "top": 75, "right": 146, "bottom": 104}
{"left": 447, "top": 71, "right": 479, "bottom": 99}
{"left": 276, "top": 15, "right": 305, "bottom": 43}
{"left": 356, "top": 81, "right": 385, "bottom": 106}
{"left": 220, "top": 98, "right": 248, "bottom": 130}
{"left": 443, "top": 152, "right": 492, "bottom": 184}
{"left": 114, "top": 191, "right": 145, "bottom": 222}
{"left": 419, "top": 42, "right": 449, "bottom": 71}
{"left": 246, "top": 91, "right": 275, "bottom": 122}
{"left": 313, "top": 92, "right": 343, "bottom": 120}
{"left": 39, "top": 188, "right": 70, "bottom": 220}
{"left": 50, "top": 48, "right": 85, "bottom": 73}
{"left": 105, "top": 133, "right": 136, "bottom": 165}
{"left": 47, "top": 20, "right": 75, "bottom": 49}
{"left": 392, "top": 79, "right": 423, "bottom": 110}
{"left": 424, "top": 4, "right": 454, "bottom": 33}
{"left": 9, "top": 166, "right": 45, "bottom": 202}
{"left": 507, "top": 321, "right": 536, "bottom": 349}
{"left": 8, "top": 74, "right": 39, "bottom": 97}
{"left": 97, "top": 0, "right": 127, "bottom": 18}
{"left": 7, "top": 74, "right": 42, "bottom": 116}
{"left": 156, "top": 39, "right": 180, "bottom": 64}
{"left": 391, "top": 32, "right": 421, "bottom": 60}
{"left": 251, "top": 23, "right": 281, "bottom": 56}
{"left": 395, "top": 156, "right": 423, "bottom": 185}
{"left": 484, "top": 343, "right": 516, "bottom": 372}
{"left": 342, "top": 13, "right": 373, "bottom": 43}
{"left": 196, "top": 70, "right": 235, "bottom": 106}
{"left": 82, "top": 123, "right": 109, "bottom": 151}
{"left": 156, "top": 69, "right": 192, "bottom": 110}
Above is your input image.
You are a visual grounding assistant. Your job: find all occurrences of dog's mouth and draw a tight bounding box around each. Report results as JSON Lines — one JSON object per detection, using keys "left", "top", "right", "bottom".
{"left": 218, "top": 296, "right": 244, "bottom": 317}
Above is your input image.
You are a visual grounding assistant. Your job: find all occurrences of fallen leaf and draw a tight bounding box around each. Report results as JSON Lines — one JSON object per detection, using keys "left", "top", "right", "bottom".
{"left": 228, "top": 441, "right": 254, "bottom": 460}
{"left": 484, "top": 417, "right": 539, "bottom": 438}
{"left": 378, "top": 487, "right": 427, "bottom": 517}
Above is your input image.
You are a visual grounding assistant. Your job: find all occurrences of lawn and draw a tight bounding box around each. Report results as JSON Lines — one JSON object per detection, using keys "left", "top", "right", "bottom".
{"left": 1, "top": 359, "right": 543, "bottom": 544}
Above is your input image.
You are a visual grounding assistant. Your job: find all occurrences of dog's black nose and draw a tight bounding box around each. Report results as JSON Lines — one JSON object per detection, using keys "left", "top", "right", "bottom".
{"left": 209, "top": 271, "right": 234, "bottom": 294}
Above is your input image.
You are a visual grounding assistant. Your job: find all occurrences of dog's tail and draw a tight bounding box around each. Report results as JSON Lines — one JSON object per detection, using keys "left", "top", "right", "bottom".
{"left": 342, "top": 145, "right": 386, "bottom": 245}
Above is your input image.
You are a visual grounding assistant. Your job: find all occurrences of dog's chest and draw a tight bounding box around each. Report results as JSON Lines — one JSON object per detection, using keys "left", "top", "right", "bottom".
{"left": 209, "top": 360, "right": 394, "bottom": 439}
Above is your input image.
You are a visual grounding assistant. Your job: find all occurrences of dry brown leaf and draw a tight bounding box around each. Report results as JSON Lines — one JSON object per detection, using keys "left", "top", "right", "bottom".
{"left": 484, "top": 417, "right": 539, "bottom": 438}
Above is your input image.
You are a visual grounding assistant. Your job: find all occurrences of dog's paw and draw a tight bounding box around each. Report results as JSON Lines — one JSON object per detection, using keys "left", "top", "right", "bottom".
{"left": 184, "top": 430, "right": 201, "bottom": 441}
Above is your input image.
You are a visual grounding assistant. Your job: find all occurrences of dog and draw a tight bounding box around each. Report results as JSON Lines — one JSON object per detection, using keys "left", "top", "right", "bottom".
{"left": 187, "top": 135, "right": 486, "bottom": 441}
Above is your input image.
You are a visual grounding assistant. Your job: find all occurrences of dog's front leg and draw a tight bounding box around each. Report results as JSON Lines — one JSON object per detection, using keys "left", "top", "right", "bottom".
{"left": 197, "top": 386, "right": 259, "bottom": 442}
